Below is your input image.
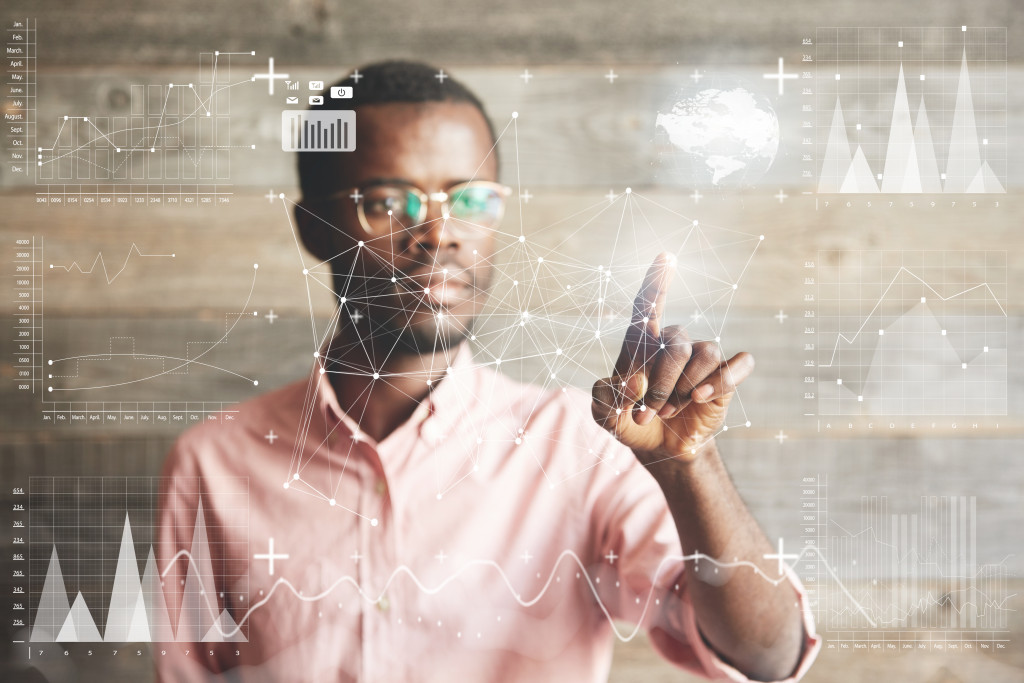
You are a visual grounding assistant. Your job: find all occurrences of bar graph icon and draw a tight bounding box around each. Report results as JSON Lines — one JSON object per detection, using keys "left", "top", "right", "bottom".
{"left": 281, "top": 110, "right": 355, "bottom": 152}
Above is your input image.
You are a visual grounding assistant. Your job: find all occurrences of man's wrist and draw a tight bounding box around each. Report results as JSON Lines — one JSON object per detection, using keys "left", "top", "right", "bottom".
{"left": 638, "top": 438, "right": 720, "bottom": 486}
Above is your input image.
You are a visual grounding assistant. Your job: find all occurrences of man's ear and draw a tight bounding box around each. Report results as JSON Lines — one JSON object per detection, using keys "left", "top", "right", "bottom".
{"left": 294, "top": 200, "right": 337, "bottom": 262}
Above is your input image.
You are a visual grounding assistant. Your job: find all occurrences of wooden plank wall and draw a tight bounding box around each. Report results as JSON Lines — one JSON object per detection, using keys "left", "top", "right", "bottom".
{"left": 1, "top": 1, "right": 1021, "bottom": 681}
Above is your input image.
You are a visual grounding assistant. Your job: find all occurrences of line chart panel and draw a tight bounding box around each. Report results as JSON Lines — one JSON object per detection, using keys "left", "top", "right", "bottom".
{"left": 32, "top": 48, "right": 258, "bottom": 204}
{"left": 810, "top": 250, "right": 1007, "bottom": 417}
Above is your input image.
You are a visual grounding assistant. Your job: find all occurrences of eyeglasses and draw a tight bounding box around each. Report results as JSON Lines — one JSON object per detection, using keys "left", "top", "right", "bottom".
{"left": 327, "top": 180, "right": 511, "bottom": 238}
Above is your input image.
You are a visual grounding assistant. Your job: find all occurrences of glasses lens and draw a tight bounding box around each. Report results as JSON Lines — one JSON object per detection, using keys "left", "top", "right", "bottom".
{"left": 360, "top": 185, "right": 422, "bottom": 233}
{"left": 447, "top": 184, "right": 504, "bottom": 229}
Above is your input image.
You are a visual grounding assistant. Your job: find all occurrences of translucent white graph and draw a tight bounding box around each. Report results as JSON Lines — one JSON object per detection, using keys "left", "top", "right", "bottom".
{"left": 814, "top": 27, "right": 1006, "bottom": 194}
{"left": 33, "top": 49, "right": 257, "bottom": 202}
{"left": 799, "top": 475, "right": 1011, "bottom": 646}
{"left": 29, "top": 477, "right": 249, "bottom": 643}
{"left": 812, "top": 250, "right": 1007, "bottom": 416}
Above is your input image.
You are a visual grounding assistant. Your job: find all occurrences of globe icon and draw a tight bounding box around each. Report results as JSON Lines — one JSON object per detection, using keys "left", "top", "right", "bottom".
{"left": 655, "top": 81, "right": 780, "bottom": 189}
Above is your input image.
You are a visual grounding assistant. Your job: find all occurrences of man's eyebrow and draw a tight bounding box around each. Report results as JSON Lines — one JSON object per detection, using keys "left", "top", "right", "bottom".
{"left": 359, "top": 177, "right": 483, "bottom": 190}
{"left": 361, "top": 177, "right": 414, "bottom": 187}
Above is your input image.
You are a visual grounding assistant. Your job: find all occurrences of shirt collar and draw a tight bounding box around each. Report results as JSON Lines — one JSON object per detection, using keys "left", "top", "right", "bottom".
{"left": 312, "top": 342, "right": 480, "bottom": 446}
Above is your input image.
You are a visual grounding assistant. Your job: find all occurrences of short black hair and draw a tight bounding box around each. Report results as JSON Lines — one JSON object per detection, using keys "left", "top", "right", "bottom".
{"left": 296, "top": 60, "right": 497, "bottom": 199}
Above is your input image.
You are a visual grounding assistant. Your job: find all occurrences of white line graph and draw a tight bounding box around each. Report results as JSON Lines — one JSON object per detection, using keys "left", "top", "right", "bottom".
{"left": 46, "top": 262, "right": 261, "bottom": 395}
{"left": 813, "top": 250, "right": 1007, "bottom": 416}
{"left": 49, "top": 243, "right": 175, "bottom": 284}
{"left": 35, "top": 50, "right": 256, "bottom": 198}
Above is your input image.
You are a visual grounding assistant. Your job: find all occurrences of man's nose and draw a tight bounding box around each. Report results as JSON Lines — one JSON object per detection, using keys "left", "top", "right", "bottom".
{"left": 412, "top": 198, "right": 459, "bottom": 251}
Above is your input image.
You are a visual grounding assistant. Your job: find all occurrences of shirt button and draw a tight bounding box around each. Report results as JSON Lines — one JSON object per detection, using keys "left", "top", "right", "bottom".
{"left": 420, "top": 419, "right": 446, "bottom": 445}
{"left": 377, "top": 595, "right": 390, "bottom": 612}
{"left": 375, "top": 479, "right": 387, "bottom": 496}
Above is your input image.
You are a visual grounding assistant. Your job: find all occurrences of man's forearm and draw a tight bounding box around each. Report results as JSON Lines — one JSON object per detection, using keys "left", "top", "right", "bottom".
{"left": 646, "top": 443, "right": 804, "bottom": 681}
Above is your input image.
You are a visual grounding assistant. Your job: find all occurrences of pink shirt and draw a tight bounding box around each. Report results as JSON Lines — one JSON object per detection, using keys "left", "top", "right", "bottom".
{"left": 156, "top": 346, "right": 820, "bottom": 682}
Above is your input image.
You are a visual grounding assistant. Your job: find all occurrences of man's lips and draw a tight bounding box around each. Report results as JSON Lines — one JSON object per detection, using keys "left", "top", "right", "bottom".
{"left": 401, "top": 268, "right": 475, "bottom": 307}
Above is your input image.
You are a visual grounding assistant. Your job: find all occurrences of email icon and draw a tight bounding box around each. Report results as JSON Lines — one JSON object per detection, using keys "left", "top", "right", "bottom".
{"left": 286, "top": 96, "right": 299, "bottom": 104}
{"left": 308, "top": 95, "right": 323, "bottom": 105}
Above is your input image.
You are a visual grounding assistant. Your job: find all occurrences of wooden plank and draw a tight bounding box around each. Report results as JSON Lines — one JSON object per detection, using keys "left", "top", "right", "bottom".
{"left": 6, "top": 65, "right": 1024, "bottom": 190}
{"left": 6, "top": 0, "right": 1023, "bottom": 66}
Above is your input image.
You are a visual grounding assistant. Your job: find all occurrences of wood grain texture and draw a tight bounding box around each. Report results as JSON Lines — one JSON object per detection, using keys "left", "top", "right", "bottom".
{"left": 5, "top": 0, "right": 1023, "bottom": 66}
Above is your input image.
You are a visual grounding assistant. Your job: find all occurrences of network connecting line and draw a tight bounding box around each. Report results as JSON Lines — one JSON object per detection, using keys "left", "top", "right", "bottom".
{"left": 271, "top": 112, "right": 766, "bottom": 507}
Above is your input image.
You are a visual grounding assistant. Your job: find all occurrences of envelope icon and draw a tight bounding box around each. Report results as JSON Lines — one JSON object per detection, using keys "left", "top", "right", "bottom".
{"left": 286, "top": 96, "right": 299, "bottom": 104}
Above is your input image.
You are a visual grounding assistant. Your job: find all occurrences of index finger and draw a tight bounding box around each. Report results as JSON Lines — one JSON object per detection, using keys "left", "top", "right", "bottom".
{"left": 630, "top": 252, "right": 675, "bottom": 339}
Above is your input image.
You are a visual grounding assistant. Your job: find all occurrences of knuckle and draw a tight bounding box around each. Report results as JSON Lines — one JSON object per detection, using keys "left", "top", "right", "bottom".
{"left": 692, "top": 342, "right": 718, "bottom": 364}
{"left": 645, "top": 388, "right": 673, "bottom": 402}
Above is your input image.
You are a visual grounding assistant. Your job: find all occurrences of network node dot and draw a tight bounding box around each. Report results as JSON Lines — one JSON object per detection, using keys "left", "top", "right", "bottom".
{"left": 387, "top": 210, "right": 393, "bottom": 216}
{"left": 283, "top": 482, "right": 289, "bottom": 489}
{"left": 358, "top": 241, "right": 364, "bottom": 247}
{"left": 759, "top": 235, "right": 765, "bottom": 240}
{"left": 253, "top": 264, "right": 258, "bottom": 269}
{"left": 303, "top": 269, "right": 309, "bottom": 275}
{"left": 371, "top": 518, "right": 379, "bottom": 526}
{"left": 625, "top": 187, "right": 632, "bottom": 193}
{"left": 253, "top": 380, "right": 259, "bottom": 386}
{"left": 293, "top": 473, "right": 300, "bottom": 480}
{"left": 330, "top": 498, "right": 336, "bottom": 506}
{"left": 519, "top": 235, "right": 525, "bottom": 243}
{"left": 391, "top": 277, "right": 397, "bottom": 283}
{"left": 314, "top": 351, "right": 320, "bottom": 357}
{"left": 372, "top": 372, "right": 380, "bottom": 380}
{"left": 48, "top": 360, "right": 53, "bottom": 365}
{"left": 436, "top": 493, "right": 442, "bottom": 500}
{"left": 512, "top": 111, "right": 518, "bottom": 118}
{"left": 340, "top": 296, "right": 347, "bottom": 304}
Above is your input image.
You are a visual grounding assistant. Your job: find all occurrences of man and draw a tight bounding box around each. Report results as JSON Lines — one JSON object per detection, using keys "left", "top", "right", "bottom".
{"left": 157, "top": 61, "right": 819, "bottom": 682}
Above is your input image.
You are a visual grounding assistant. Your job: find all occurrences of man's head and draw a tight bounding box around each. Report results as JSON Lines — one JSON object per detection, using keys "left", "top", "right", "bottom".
{"left": 295, "top": 61, "right": 502, "bottom": 356}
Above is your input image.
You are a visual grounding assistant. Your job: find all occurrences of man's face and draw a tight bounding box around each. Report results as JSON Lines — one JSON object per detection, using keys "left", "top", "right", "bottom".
{"left": 309, "top": 101, "right": 500, "bottom": 354}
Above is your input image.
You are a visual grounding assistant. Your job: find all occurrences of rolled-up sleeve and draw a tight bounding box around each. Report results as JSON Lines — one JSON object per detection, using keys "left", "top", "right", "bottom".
{"left": 586, "top": 446, "right": 821, "bottom": 681}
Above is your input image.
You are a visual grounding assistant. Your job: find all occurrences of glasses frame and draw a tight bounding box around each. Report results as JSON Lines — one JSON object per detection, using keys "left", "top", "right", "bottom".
{"left": 326, "top": 180, "right": 512, "bottom": 238}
